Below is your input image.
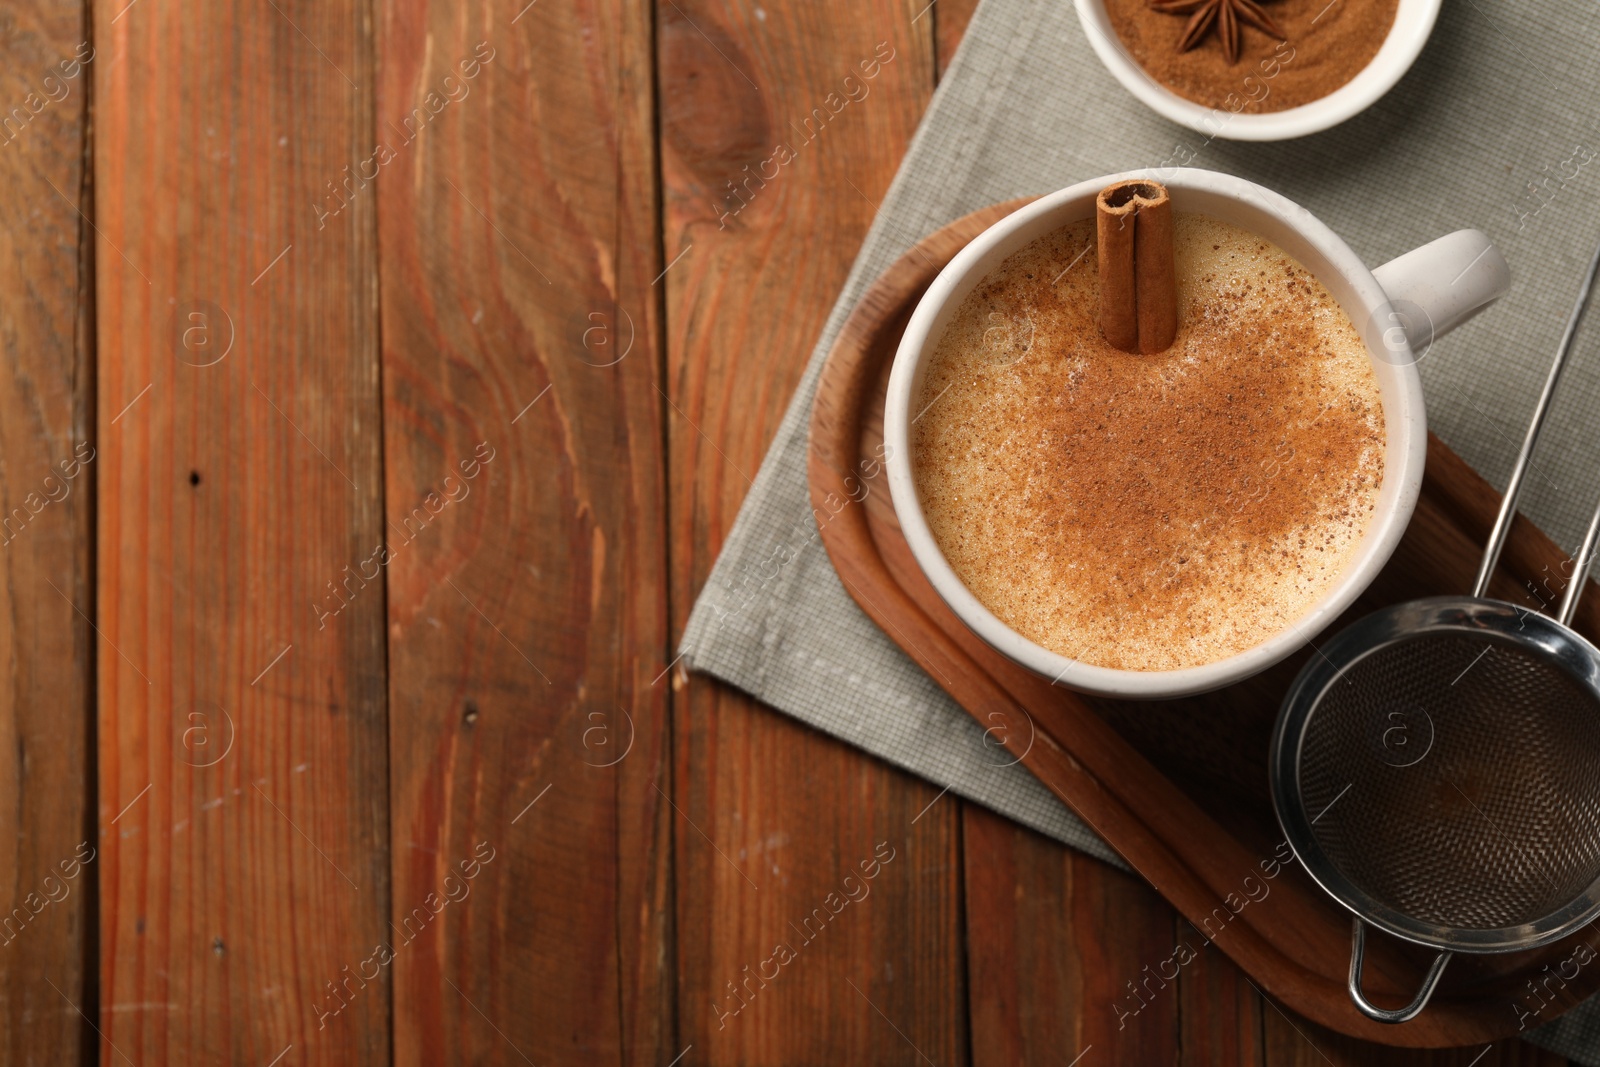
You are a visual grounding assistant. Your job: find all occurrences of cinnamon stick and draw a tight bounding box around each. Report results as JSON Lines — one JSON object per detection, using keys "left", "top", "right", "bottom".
{"left": 1097, "top": 180, "right": 1178, "bottom": 354}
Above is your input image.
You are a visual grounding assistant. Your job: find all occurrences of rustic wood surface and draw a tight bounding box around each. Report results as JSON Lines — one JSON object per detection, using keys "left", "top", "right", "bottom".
{"left": 0, "top": 0, "right": 1578, "bottom": 1062}
{"left": 95, "top": 0, "right": 391, "bottom": 1062}
{"left": 376, "top": 1, "right": 671, "bottom": 1065}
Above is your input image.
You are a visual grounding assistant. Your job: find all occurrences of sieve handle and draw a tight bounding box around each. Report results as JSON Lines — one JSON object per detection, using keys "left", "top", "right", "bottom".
{"left": 1472, "top": 232, "right": 1600, "bottom": 600}
{"left": 1347, "top": 918, "right": 1453, "bottom": 1025}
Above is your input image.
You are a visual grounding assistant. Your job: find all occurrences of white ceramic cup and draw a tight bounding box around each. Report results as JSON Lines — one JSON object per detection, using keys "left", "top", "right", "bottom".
{"left": 1074, "top": 0, "right": 1441, "bottom": 141}
{"left": 883, "top": 169, "right": 1510, "bottom": 699}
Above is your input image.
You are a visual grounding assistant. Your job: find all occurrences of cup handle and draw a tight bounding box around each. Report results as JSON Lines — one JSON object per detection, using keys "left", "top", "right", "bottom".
{"left": 1347, "top": 917, "right": 1453, "bottom": 1024}
{"left": 1369, "top": 230, "right": 1511, "bottom": 361}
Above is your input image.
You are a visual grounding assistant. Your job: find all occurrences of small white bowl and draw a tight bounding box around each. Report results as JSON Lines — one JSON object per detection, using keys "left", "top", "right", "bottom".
{"left": 1074, "top": 0, "right": 1441, "bottom": 141}
{"left": 883, "top": 169, "right": 1509, "bottom": 699}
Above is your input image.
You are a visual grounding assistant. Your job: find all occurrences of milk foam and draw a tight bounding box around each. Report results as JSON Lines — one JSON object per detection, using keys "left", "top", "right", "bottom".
{"left": 912, "top": 213, "right": 1385, "bottom": 672}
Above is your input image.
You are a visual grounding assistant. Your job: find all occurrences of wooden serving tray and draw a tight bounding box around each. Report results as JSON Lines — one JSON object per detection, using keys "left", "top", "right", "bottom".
{"left": 808, "top": 201, "right": 1600, "bottom": 1046}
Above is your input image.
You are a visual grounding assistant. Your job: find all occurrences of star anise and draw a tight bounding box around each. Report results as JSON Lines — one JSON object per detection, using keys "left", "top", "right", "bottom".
{"left": 1149, "top": 0, "right": 1285, "bottom": 65}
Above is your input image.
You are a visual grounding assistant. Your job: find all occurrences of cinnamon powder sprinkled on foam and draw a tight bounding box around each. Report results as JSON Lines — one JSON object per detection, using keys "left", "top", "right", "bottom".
{"left": 912, "top": 214, "right": 1384, "bottom": 672}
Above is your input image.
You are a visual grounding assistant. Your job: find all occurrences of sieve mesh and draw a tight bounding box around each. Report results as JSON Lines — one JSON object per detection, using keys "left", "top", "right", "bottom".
{"left": 1299, "top": 633, "right": 1600, "bottom": 931}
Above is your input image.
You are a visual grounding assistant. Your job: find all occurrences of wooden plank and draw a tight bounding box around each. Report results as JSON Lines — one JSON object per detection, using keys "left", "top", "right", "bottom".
{"left": 1180, "top": 920, "right": 1266, "bottom": 1067}
{"left": 963, "top": 805, "right": 1181, "bottom": 1065}
{"left": 676, "top": 706, "right": 966, "bottom": 1065}
{"left": 659, "top": 1, "right": 961, "bottom": 1062}
{"left": 1260, "top": 1005, "right": 1572, "bottom": 1065}
{"left": 93, "top": 0, "right": 389, "bottom": 1061}
{"left": 375, "top": 0, "right": 672, "bottom": 1064}
{"left": 0, "top": 2, "right": 93, "bottom": 1062}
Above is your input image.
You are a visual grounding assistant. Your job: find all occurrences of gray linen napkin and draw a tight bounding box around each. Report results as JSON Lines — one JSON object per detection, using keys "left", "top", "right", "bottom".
{"left": 680, "top": 0, "right": 1600, "bottom": 1054}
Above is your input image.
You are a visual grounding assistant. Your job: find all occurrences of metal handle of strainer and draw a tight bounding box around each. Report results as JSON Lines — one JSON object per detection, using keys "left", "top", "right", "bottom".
{"left": 1473, "top": 235, "right": 1600, "bottom": 602}
{"left": 1479, "top": 227, "right": 1600, "bottom": 628}
{"left": 1348, "top": 918, "right": 1453, "bottom": 1024}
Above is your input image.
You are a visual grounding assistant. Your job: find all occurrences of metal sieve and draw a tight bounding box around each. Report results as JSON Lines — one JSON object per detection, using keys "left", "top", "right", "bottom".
{"left": 1271, "top": 236, "right": 1600, "bottom": 1024}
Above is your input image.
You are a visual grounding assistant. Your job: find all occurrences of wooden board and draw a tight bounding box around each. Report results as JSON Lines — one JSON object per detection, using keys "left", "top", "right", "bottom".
{"left": 0, "top": 2, "right": 93, "bottom": 1062}
{"left": 93, "top": 0, "right": 389, "bottom": 1061}
{"left": 808, "top": 201, "right": 1600, "bottom": 1048}
{"left": 375, "top": 0, "right": 673, "bottom": 1064}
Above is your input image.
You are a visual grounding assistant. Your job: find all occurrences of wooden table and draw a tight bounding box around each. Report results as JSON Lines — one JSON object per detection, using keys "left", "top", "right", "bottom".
{"left": 0, "top": 0, "right": 1577, "bottom": 1062}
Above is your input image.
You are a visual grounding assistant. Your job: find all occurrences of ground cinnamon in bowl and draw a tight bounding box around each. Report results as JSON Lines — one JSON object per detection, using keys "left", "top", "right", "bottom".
{"left": 1104, "top": 0, "right": 1399, "bottom": 112}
